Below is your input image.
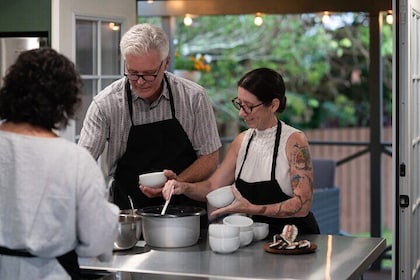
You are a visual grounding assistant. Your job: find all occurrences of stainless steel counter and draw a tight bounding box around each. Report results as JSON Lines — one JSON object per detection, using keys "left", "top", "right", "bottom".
{"left": 79, "top": 234, "right": 386, "bottom": 280}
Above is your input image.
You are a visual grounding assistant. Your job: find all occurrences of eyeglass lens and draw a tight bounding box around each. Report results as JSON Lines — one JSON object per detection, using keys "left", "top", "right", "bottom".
{"left": 125, "top": 73, "right": 157, "bottom": 82}
{"left": 232, "top": 97, "right": 263, "bottom": 114}
{"left": 125, "top": 61, "right": 163, "bottom": 82}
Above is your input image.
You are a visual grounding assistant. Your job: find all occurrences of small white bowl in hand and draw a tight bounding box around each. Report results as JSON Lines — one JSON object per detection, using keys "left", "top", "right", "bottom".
{"left": 138, "top": 172, "right": 167, "bottom": 188}
{"left": 208, "top": 224, "right": 240, "bottom": 239}
{"left": 252, "top": 222, "right": 269, "bottom": 241}
{"left": 206, "top": 185, "right": 234, "bottom": 208}
{"left": 209, "top": 236, "right": 240, "bottom": 254}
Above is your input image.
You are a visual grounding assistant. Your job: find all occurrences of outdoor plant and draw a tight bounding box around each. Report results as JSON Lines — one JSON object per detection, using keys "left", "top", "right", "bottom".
{"left": 174, "top": 52, "right": 211, "bottom": 72}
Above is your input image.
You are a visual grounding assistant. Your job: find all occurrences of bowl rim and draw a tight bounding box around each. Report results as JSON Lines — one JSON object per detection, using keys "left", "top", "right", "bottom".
{"left": 223, "top": 215, "right": 254, "bottom": 227}
{"left": 206, "top": 185, "right": 233, "bottom": 198}
{"left": 138, "top": 171, "right": 165, "bottom": 178}
{"left": 138, "top": 205, "right": 206, "bottom": 218}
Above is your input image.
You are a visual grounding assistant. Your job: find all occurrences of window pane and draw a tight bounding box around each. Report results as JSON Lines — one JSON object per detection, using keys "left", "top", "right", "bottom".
{"left": 76, "top": 20, "right": 98, "bottom": 75}
{"left": 75, "top": 79, "right": 97, "bottom": 136}
{"left": 101, "top": 78, "right": 119, "bottom": 90}
{"left": 101, "top": 22, "right": 121, "bottom": 75}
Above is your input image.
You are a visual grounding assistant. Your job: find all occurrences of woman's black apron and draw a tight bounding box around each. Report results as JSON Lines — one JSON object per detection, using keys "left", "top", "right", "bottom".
{"left": 235, "top": 120, "right": 320, "bottom": 237}
{"left": 113, "top": 74, "right": 207, "bottom": 225}
{"left": 0, "top": 246, "right": 79, "bottom": 279}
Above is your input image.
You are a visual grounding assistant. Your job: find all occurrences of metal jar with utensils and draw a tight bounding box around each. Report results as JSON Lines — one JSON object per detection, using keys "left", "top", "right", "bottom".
{"left": 113, "top": 210, "right": 142, "bottom": 251}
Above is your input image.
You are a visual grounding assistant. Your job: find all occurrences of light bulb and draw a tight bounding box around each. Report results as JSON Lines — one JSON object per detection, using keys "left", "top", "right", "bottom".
{"left": 108, "top": 22, "right": 120, "bottom": 31}
{"left": 386, "top": 11, "right": 393, "bottom": 25}
{"left": 184, "top": 14, "right": 193, "bottom": 26}
{"left": 321, "top": 11, "right": 331, "bottom": 25}
{"left": 254, "top": 13, "right": 263, "bottom": 26}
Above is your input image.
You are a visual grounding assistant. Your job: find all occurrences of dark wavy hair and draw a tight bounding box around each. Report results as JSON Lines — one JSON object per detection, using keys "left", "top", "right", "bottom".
{"left": 237, "top": 67, "right": 287, "bottom": 113}
{"left": 0, "top": 48, "right": 82, "bottom": 130}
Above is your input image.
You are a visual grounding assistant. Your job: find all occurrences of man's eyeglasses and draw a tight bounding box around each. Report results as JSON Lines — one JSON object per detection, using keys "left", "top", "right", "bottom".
{"left": 124, "top": 60, "right": 164, "bottom": 82}
{"left": 231, "top": 97, "right": 264, "bottom": 114}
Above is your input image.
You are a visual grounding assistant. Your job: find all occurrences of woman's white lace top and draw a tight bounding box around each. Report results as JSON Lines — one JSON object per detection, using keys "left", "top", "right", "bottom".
{"left": 235, "top": 121, "right": 300, "bottom": 197}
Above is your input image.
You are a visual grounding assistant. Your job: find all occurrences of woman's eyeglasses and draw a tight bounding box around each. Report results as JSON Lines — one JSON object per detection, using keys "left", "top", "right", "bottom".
{"left": 124, "top": 60, "right": 164, "bottom": 82}
{"left": 231, "top": 97, "right": 264, "bottom": 114}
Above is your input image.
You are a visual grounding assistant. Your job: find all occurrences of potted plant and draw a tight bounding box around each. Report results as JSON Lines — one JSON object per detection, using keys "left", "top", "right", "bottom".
{"left": 174, "top": 53, "right": 211, "bottom": 82}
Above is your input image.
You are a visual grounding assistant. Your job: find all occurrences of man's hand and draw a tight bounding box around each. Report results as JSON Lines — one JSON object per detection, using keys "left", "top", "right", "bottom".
{"left": 139, "top": 169, "right": 177, "bottom": 198}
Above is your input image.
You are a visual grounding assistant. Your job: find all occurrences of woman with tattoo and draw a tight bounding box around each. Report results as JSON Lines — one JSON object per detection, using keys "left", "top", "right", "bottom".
{"left": 162, "top": 68, "right": 320, "bottom": 235}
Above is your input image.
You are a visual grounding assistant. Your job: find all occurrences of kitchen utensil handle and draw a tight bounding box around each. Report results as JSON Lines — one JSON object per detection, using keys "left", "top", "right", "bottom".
{"left": 160, "top": 185, "right": 174, "bottom": 215}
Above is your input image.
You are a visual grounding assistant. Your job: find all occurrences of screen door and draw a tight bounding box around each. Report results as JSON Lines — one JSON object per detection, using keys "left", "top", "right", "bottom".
{"left": 395, "top": 0, "right": 420, "bottom": 279}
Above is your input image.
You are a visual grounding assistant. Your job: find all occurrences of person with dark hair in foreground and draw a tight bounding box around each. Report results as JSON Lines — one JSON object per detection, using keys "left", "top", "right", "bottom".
{"left": 0, "top": 48, "right": 119, "bottom": 280}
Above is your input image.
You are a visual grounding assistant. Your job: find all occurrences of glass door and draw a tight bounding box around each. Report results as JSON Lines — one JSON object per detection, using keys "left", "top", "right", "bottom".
{"left": 395, "top": 0, "right": 420, "bottom": 279}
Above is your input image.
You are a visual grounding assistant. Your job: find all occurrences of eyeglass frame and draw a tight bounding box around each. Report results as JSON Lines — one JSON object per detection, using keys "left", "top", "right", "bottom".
{"left": 124, "top": 60, "right": 164, "bottom": 82}
{"left": 231, "top": 97, "right": 265, "bottom": 114}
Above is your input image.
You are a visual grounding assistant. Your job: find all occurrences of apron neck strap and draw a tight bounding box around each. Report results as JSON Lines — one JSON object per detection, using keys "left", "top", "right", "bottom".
{"left": 125, "top": 80, "right": 134, "bottom": 125}
{"left": 125, "top": 73, "right": 176, "bottom": 126}
{"left": 163, "top": 73, "right": 176, "bottom": 119}
{"left": 271, "top": 120, "right": 282, "bottom": 180}
{"left": 237, "top": 119, "right": 282, "bottom": 181}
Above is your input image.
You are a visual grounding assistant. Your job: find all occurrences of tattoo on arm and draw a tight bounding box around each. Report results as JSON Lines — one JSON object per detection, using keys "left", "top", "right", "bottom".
{"left": 292, "top": 143, "right": 311, "bottom": 170}
{"left": 286, "top": 174, "right": 311, "bottom": 217}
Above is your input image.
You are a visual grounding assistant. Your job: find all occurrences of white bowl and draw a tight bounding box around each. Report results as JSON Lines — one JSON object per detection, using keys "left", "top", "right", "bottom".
{"left": 223, "top": 215, "right": 253, "bottom": 232}
{"left": 209, "top": 236, "right": 240, "bottom": 254}
{"left": 206, "top": 186, "right": 235, "bottom": 208}
{"left": 252, "top": 222, "right": 269, "bottom": 241}
{"left": 138, "top": 172, "right": 167, "bottom": 188}
{"left": 208, "top": 224, "right": 240, "bottom": 238}
{"left": 239, "top": 230, "right": 254, "bottom": 247}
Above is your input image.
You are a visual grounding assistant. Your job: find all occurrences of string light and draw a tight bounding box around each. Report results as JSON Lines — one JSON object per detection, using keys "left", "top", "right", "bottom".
{"left": 184, "top": 14, "right": 193, "bottom": 26}
{"left": 321, "top": 11, "right": 331, "bottom": 25}
{"left": 254, "top": 13, "right": 263, "bottom": 26}
{"left": 108, "top": 22, "right": 120, "bottom": 31}
{"left": 386, "top": 10, "right": 393, "bottom": 25}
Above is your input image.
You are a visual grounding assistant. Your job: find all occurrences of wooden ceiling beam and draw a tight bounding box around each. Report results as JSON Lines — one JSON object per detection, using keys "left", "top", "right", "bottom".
{"left": 137, "top": 0, "right": 392, "bottom": 17}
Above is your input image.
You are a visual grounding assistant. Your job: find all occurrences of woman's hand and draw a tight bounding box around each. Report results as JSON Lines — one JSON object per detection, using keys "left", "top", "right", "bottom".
{"left": 139, "top": 169, "right": 177, "bottom": 198}
{"left": 210, "top": 185, "right": 253, "bottom": 217}
{"left": 162, "top": 179, "right": 187, "bottom": 200}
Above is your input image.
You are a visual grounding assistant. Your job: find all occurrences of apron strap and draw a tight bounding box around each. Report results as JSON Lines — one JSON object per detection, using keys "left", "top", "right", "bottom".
{"left": 0, "top": 246, "right": 34, "bottom": 257}
{"left": 56, "top": 250, "right": 81, "bottom": 280}
{"left": 125, "top": 73, "right": 176, "bottom": 125}
{"left": 271, "top": 120, "right": 282, "bottom": 181}
{"left": 125, "top": 80, "right": 134, "bottom": 125}
{"left": 163, "top": 73, "right": 176, "bottom": 119}
{"left": 0, "top": 246, "right": 80, "bottom": 280}
{"left": 236, "top": 132, "right": 254, "bottom": 179}
{"left": 237, "top": 120, "right": 282, "bottom": 181}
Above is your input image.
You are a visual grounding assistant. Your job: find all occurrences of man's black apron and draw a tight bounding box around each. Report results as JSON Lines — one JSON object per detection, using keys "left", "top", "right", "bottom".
{"left": 235, "top": 120, "right": 320, "bottom": 237}
{"left": 0, "top": 246, "right": 80, "bottom": 279}
{"left": 113, "top": 74, "right": 207, "bottom": 225}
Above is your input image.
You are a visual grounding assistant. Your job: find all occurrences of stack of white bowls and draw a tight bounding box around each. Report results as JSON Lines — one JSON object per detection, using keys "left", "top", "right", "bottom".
{"left": 208, "top": 223, "right": 240, "bottom": 254}
{"left": 252, "top": 222, "right": 269, "bottom": 241}
{"left": 222, "top": 215, "right": 254, "bottom": 247}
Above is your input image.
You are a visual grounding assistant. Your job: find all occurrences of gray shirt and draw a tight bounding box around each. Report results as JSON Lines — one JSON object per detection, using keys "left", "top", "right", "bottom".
{"left": 0, "top": 131, "right": 119, "bottom": 280}
{"left": 78, "top": 71, "right": 221, "bottom": 178}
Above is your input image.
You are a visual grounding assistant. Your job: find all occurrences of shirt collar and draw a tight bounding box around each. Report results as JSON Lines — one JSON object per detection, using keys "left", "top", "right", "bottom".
{"left": 130, "top": 73, "right": 170, "bottom": 104}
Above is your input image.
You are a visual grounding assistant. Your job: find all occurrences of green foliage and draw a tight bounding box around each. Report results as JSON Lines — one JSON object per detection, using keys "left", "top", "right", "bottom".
{"left": 321, "top": 96, "right": 358, "bottom": 127}
{"left": 139, "top": 13, "right": 393, "bottom": 131}
{"left": 281, "top": 92, "right": 320, "bottom": 130}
